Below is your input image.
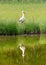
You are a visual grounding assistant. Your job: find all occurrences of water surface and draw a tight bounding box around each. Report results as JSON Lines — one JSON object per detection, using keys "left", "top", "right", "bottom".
{"left": 0, "top": 34, "right": 46, "bottom": 65}
{"left": 0, "top": 34, "right": 46, "bottom": 48}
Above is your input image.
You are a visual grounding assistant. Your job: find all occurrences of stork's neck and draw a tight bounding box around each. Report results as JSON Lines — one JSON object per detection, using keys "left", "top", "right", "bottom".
{"left": 22, "top": 13, "right": 24, "bottom": 17}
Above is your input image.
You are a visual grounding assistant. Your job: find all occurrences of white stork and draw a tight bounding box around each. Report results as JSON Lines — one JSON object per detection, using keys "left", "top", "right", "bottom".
{"left": 19, "top": 10, "right": 25, "bottom": 23}
{"left": 19, "top": 44, "right": 25, "bottom": 58}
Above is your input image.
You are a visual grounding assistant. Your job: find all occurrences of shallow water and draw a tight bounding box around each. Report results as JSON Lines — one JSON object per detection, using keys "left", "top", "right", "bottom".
{"left": 0, "top": 34, "right": 46, "bottom": 47}
{"left": 0, "top": 34, "right": 46, "bottom": 65}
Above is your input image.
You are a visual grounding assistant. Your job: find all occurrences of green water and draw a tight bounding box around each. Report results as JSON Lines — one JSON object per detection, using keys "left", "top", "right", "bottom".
{"left": 0, "top": 34, "right": 46, "bottom": 47}
{"left": 0, "top": 34, "right": 46, "bottom": 65}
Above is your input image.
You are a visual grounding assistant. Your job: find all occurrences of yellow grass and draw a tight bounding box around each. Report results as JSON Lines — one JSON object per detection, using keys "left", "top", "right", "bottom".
{"left": 0, "top": 3, "right": 46, "bottom": 22}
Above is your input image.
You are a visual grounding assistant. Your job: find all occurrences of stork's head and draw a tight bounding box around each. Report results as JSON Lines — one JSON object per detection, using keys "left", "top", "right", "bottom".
{"left": 19, "top": 44, "right": 24, "bottom": 47}
{"left": 22, "top": 10, "right": 24, "bottom": 14}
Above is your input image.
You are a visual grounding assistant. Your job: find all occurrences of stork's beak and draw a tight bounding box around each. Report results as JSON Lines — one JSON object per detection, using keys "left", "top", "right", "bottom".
{"left": 23, "top": 12, "right": 25, "bottom": 14}
{"left": 24, "top": 12, "right": 25, "bottom": 14}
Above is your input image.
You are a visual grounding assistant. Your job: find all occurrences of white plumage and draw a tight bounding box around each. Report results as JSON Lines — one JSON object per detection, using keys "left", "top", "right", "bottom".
{"left": 19, "top": 44, "right": 25, "bottom": 57}
{"left": 19, "top": 10, "right": 25, "bottom": 23}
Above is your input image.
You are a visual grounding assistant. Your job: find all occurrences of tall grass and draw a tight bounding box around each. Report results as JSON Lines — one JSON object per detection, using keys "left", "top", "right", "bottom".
{"left": 0, "top": 19, "right": 46, "bottom": 35}
{"left": 0, "top": 20, "right": 40, "bottom": 35}
{"left": 0, "top": 20, "right": 18, "bottom": 35}
{"left": 39, "top": 21, "right": 46, "bottom": 33}
{"left": 24, "top": 21, "right": 40, "bottom": 34}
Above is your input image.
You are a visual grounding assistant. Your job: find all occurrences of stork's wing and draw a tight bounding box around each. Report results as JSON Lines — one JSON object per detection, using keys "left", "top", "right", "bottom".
{"left": 19, "top": 17, "right": 25, "bottom": 22}
{"left": 19, "top": 17, "right": 23, "bottom": 21}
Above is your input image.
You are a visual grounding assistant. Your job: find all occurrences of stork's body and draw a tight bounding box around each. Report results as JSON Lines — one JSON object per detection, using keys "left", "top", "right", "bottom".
{"left": 19, "top": 11, "right": 25, "bottom": 23}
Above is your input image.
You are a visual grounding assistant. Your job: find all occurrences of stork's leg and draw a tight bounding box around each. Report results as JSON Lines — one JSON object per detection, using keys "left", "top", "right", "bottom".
{"left": 22, "top": 50, "right": 25, "bottom": 57}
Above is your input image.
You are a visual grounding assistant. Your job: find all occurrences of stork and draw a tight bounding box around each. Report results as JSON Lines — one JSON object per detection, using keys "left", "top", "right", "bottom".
{"left": 19, "top": 10, "right": 25, "bottom": 23}
{"left": 19, "top": 44, "right": 25, "bottom": 58}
